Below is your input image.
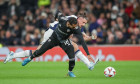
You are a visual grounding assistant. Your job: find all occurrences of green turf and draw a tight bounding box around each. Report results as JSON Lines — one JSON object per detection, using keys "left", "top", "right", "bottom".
{"left": 0, "top": 61, "right": 140, "bottom": 84}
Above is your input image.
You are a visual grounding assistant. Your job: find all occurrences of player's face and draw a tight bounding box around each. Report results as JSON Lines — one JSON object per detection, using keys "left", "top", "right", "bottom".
{"left": 77, "top": 17, "right": 87, "bottom": 28}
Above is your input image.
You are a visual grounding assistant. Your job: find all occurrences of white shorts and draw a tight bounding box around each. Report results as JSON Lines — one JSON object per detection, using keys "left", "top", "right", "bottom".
{"left": 40, "top": 28, "right": 54, "bottom": 45}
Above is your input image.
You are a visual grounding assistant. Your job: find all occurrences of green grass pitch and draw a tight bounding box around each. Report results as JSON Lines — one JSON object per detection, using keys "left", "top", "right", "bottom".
{"left": 0, "top": 61, "right": 140, "bottom": 84}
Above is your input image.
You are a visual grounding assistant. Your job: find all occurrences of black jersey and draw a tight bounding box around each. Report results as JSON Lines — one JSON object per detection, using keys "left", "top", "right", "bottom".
{"left": 54, "top": 15, "right": 90, "bottom": 55}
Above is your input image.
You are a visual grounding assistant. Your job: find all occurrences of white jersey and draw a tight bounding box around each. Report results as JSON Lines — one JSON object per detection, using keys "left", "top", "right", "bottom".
{"left": 66, "top": 15, "right": 77, "bottom": 19}
{"left": 49, "top": 21, "right": 58, "bottom": 27}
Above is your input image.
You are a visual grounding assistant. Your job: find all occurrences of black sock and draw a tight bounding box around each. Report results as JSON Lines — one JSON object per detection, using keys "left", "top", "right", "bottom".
{"left": 69, "top": 60, "right": 75, "bottom": 71}
{"left": 29, "top": 50, "right": 35, "bottom": 59}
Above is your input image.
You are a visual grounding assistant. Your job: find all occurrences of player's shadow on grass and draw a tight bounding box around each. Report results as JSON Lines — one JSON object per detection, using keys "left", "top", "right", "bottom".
{"left": 0, "top": 75, "right": 74, "bottom": 79}
{"left": 1, "top": 75, "right": 106, "bottom": 79}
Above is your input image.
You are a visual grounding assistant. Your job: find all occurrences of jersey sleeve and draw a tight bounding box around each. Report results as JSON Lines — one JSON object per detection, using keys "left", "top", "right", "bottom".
{"left": 74, "top": 28, "right": 90, "bottom": 55}
{"left": 49, "top": 21, "right": 58, "bottom": 30}
{"left": 81, "top": 27, "right": 84, "bottom": 33}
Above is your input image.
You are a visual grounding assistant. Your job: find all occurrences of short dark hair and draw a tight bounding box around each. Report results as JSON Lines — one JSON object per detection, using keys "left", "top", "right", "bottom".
{"left": 77, "top": 11, "right": 87, "bottom": 19}
{"left": 68, "top": 17, "right": 77, "bottom": 25}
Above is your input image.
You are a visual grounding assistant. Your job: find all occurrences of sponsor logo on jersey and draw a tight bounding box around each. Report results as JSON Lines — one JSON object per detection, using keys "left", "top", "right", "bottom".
{"left": 75, "top": 26, "right": 78, "bottom": 29}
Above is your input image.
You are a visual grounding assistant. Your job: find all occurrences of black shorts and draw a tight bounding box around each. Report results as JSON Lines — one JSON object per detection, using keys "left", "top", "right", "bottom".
{"left": 34, "top": 32, "right": 75, "bottom": 60}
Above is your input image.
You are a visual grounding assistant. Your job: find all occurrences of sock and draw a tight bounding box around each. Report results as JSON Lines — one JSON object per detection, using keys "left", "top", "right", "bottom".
{"left": 31, "top": 50, "right": 38, "bottom": 59}
{"left": 69, "top": 59, "right": 75, "bottom": 71}
{"left": 13, "top": 50, "right": 31, "bottom": 58}
{"left": 75, "top": 50, "right": 91, "bottom": 68}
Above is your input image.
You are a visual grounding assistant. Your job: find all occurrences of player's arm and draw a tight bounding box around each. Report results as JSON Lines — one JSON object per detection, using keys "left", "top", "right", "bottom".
{"left": 80, "top": 27, "right": 97, "bottom": 41}
{"left": 74, "top": 28, "right": 90, "bottom": 55}
{"left": 54, "top": 10, "right": 66, "bottom": 22}
{"left": 82, "top": 32, "right": 97, "bottom": 41}
{"left": 74, "top": 28, "right": 95, "bottom": 62}
{"left": 74, "top": 28, "right": 96, "bottom": 62}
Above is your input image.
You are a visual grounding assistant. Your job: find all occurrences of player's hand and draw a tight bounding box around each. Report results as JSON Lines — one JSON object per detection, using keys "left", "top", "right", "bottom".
{"left": 54, "top": 10, "right": 62, "bottom": 20}
{"left": 91, "top": 34, "right": 97, "bottom": 40}
{"left": 87, "top": 55, "right": 95, "bottom": 63}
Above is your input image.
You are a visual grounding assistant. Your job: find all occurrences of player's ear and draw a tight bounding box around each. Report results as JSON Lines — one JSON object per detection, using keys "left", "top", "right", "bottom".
{"left": 55, "top": 19, "right": 58, "bottom": 21}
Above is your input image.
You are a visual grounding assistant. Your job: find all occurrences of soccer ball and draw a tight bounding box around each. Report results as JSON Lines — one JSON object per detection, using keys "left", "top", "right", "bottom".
{"left": 104, "top": 67, "right": 116, "bottom": 77}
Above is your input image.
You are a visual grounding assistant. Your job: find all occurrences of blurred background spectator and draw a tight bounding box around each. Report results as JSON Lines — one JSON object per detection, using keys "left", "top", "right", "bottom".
{"left": 0, "top": 0, "right": 140, "bottom": 46}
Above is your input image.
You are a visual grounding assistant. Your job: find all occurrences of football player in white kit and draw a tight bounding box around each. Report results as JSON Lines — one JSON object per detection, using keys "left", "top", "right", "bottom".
{"left": 4, "top": 12, "right": 99, "bottom": 71}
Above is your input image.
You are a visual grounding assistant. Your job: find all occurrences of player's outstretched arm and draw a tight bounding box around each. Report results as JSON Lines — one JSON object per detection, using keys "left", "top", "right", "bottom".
{"left": 82, "top": 32, "right": 97, "bottom": 41}
{"left": 74, "top": 28, "right": 90, "bottom": 55}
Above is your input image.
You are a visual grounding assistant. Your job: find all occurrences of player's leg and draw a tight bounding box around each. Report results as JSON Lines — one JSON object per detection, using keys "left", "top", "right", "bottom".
{"left": 30, "top": 29, "right": 54, "bottom": 55}
{"left": 3, "top": 50, "right": 32, "bottom": 64}
{"left": 60, "top": 39, "right": 76, "bottom": 77}
{"left": 30, "top": 28, "right": 54, "bottom": 55}
{"left": 4, "top": 29, "right": 53, "bottom": 64}
{"left": 22, "top": 28, "right": 54, "bottom": 57}
{"left": 72, "top": 41, "right": 94, "bottom": 70}
{"left": 22, "top": 33, "right": 59, "bottom": 66}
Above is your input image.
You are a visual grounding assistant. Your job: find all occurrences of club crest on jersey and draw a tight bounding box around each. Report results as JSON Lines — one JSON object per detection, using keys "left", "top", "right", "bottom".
{"left": 75, "top": 26, "right": 78, "bottom": 29}
{"left": 67, "top": 29, "right": 70, "bottom": 32}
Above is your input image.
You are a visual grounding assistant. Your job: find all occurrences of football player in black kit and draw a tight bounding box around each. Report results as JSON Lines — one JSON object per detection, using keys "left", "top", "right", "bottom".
{"left": 22, "top": 11, "right": 92, "bottom": 77}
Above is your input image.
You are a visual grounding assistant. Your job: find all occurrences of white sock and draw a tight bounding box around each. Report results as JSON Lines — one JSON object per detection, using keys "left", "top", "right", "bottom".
{"left": 75, "top": 50, "right": 91, "bottom": 68}
{"left": 13, "top": 50, "right": 31, "bottom": 58}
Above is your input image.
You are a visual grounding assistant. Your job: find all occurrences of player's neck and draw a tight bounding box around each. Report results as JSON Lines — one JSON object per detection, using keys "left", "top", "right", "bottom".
{"left": 66, "top": 22, "right": 71, "bottom": 29}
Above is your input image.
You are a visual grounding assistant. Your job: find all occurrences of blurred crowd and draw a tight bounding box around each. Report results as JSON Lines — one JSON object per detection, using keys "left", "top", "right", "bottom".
{"left": 0, "top": 0, "right": 140, "bottom": 46}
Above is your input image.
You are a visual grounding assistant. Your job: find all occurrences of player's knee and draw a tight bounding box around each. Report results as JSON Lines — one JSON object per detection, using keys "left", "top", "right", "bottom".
{"left": 32, "top": 50, "right": 35, "bottom": 54}
{"left": 72, "top": 42, "right": 79, "bottom": 52}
